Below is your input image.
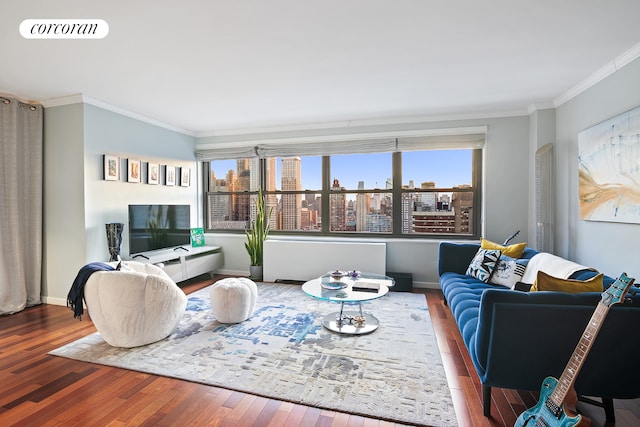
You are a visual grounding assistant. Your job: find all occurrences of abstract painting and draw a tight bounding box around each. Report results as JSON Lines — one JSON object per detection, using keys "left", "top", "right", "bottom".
{"left": 578, "top": 106, "right": 640, "bottom": 223}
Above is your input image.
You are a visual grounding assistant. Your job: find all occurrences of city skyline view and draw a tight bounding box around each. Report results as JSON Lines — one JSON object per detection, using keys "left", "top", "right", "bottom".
{"left": 209, "top": 149, "right": 472, "bottom": 191}
{"left": 207, "top": 149, "right": 475, "bottom": 235}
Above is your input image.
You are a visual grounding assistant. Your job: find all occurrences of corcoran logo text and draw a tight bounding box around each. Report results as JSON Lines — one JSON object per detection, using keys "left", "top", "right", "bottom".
{"left": 20, "top": 19, "right": 109, "bottom": 39}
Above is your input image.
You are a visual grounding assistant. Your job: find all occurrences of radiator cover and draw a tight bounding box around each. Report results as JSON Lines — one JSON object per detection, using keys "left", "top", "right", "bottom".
{"left": 263, "top": 240, "right": 386, "bottom": 282}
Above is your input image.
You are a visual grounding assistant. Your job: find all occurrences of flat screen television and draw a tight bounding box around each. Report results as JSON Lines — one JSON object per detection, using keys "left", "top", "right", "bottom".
{"left": 128, "top": 204, "right": 191, "bottom": 255}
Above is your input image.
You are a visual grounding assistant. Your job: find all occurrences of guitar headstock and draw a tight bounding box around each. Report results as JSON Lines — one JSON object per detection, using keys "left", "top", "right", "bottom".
{"left": 601, "top": 272, "right": 636, "bottom": 307}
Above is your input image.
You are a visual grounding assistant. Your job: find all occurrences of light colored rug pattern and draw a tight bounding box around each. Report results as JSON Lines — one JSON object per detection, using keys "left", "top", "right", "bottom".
{"left": 50, "top": 283, "right": 456, "bottom": 426}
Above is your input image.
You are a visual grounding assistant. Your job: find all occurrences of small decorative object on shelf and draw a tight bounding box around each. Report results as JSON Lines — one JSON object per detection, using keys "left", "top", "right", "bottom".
{"left": 321, "top": 272, "right": 348, "bottom": 290}
{"left": 349, "top": 270, "right": 361, "bottom": 279}
{"left": 105, "top": 223, "right": 124, "bottom": 261}
{"left": 190, "top": 227, "right": 205, "bottom": 247}
{"left": 321, "top": 281, "right": 348, "bottom": 290}
{"left": 330, "top": 270, "right": 347, "bottom": 279}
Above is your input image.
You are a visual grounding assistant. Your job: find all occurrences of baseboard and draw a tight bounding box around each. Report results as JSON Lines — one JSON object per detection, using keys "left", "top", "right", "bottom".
{"left": 413, "top": 281, "right": 441, "bottom": 290}
{"left": 42, "top": 296, "right": 71, "bottom": 307}
{"left": 215, "top": 268, "right": 250, "bottom": 277}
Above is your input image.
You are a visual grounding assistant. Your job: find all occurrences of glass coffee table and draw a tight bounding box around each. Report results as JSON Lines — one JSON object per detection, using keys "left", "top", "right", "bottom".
{"left": 302, "top": 271, "right": 395, "bottom": 335}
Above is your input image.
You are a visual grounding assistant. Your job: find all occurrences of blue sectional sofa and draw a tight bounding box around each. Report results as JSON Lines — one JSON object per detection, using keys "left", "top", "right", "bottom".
{"left": 438, "top": 242, "right": 640, "bottom": 420}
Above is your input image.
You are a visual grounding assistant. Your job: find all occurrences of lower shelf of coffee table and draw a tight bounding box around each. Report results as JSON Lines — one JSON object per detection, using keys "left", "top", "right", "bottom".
{"left": 321, "top": 311, "right": 380, "bottom": 335}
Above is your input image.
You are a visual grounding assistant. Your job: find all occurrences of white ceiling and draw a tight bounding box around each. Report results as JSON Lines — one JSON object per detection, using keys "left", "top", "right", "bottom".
{"left": 2, "top": 0, "right": 640, "bottom": 135}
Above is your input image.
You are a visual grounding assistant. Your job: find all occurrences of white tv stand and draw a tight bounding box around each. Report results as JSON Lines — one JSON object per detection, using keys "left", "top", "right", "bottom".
{"left": 128, "top": 245, "right": 222, "bottom": 283}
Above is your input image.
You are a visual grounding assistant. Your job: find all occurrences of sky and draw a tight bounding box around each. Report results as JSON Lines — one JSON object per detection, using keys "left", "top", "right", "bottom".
{"left": 210, "top": 149, "right": 472, "bottom": 191}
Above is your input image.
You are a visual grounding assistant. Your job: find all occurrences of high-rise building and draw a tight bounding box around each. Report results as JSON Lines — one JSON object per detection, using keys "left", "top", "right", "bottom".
{"left": 330, "top": 178, "right": 346, "bottom": 231}
{"left": 451, "top": 185, "right": 473, "bottom": 234}
{"left": 418, "top": 181, "right": 437, "bottom": 212}
{"left": 355, "top": 181, "right": 370, "bottom": 232}
{"left": 366, "top": 213, "right": 393, "bottom": 232}
{"left": 401, "top": 193, "right": 414, "bottom": 233}
{"left": 265, "top": 157, "right": 278, "bottom": 230}
{"left": 281, "top": 157, "right": 301, "bottom": 230}
{"left": 234, "top": 159, "right": 251, "bottom": 223}
{"left": 412, "top": 211, "right": 456, "bottom": 233}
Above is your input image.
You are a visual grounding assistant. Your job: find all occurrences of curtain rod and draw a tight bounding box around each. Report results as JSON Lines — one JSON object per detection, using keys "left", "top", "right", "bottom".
{"left": 0, "top": 94, "right": 43, "bottom": 107}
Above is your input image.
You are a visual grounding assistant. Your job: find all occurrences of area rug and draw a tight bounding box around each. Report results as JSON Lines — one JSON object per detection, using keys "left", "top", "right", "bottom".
{"left": 50, "top": 283, "right": 456, "bottom": 426}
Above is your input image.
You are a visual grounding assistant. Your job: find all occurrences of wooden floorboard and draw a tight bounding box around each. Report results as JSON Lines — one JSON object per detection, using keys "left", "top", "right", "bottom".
{"left": 1, "top": 276, "right": 638, "bottom": 426}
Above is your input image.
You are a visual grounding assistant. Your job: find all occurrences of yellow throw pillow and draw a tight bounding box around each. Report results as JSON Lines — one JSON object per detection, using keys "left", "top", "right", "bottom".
{"left": 530, "top": 271, "right": 604, "bottom": 293}
{"left": 481, "top": 238, "right": 527, "bottom": 258}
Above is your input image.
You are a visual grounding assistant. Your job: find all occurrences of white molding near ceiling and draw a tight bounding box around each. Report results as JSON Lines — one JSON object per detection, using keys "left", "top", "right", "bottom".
{"left": 554, "top": 41, "right": 640, "bottom": 107}
{"left": 527, "top": 102, "right": 556, "bottom": 115}
{"left": 196, "top": 126, "right": 488, "bottom": 150}
{"left": 42, "top": 94, "right": 196, "bottom": 136}
{"left": 196, "top": 110, "right": 525, "bottom": 138}
{"left": 41, "top": 94, "right": 84, "bottom": 108}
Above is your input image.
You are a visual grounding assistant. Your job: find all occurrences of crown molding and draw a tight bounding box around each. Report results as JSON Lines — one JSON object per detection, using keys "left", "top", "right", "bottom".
{"left": 41, "top": 94, "right": 84, "bottom": 108}
{"left": 527, "top": 102, "right": 556, "bottom": 115}
{"left": 42, "top": 94, "right": 196, "bottom": 137}
{"left": 554, "top": 41, "right": 640, "bottom": 107}
{"left": 196, "top": 109, "right": 527, "bottom": 138}
{"left": 196, "top": 125, "right": 488, "bottom": 150}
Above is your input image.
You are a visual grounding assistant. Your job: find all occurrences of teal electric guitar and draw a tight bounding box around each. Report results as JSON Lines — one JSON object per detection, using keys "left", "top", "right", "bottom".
{"left": 515, "top": 272, "right": 636, "bottom": 427}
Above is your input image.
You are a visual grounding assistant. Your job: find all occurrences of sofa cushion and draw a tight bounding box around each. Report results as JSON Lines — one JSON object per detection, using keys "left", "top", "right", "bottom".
{"left": 481, "top": 238, "right": 527, "bottom": 258}
{"left": 531, "top": 271, "right": 604, "bottom": 293}
{"left": 466, "top": 248, "right": 501, "bottom": 282}
{"left": 521, "top": 252, "right": 595, "bottom": 284}
{"left": 489, "top": 255, "right": 529, "bottom": 289}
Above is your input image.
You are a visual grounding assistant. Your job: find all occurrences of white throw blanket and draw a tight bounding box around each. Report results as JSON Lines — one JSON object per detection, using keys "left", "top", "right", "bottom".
{"left": 521, "top": 252, "right": 595, "bottom": 284}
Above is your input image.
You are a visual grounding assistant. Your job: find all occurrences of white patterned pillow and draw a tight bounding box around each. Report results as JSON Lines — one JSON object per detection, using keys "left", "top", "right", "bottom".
{"left": 489, "top": 255, "right": 529, "bottom": 289}
{"left": 466, "top": 248, "right": 501, "bottom": 282}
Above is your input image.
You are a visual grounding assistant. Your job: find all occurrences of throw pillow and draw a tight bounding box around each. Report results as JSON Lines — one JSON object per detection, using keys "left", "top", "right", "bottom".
{"left": 481, "top": 238, "right": 527, "bottom": 258}
{"left": 466, "top": 248, "right": 501, "bottom": 283}
{"left": 489, "top": 255, "right": 529, "bottom": 289}
{"left": 530, "top": 271, "right": 604, "bottom": 293}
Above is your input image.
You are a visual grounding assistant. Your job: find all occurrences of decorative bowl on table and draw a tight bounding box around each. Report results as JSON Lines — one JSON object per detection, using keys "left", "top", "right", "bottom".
{"left": 322, "top": 271, "right": 348, "bottom": 289}
{"left": 329, "top": 270, "right": 347, "bottom": 279}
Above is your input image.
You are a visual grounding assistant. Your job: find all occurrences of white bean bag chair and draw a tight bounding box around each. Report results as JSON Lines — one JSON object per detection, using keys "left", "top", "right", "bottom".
{"left": 209, "top": 277, "right": 258, "bottom": 323}
{"left": 84, "top": 261, "right": 187, "bottom": 348}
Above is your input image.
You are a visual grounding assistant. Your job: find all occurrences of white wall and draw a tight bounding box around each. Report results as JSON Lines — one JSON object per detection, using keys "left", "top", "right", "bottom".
{"left": 43, "top": 103, "right": 87, "bottom": 301}
{"left": 555, "top": 56, "right": 640, "bottom": 279}
{"left": 43, "top": 103, "right": 197, "bottom": 303}
{"left": 527, "top": 108, "right": 556, "bottom": 248}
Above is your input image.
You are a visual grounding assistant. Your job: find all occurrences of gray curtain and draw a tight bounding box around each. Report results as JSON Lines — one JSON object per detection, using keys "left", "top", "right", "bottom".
{"left": 0, "top": 96, "right": 43, "bottom": 315}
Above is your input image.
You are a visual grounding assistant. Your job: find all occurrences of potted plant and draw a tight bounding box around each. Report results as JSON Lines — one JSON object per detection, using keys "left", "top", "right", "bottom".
{"left": 244, "top": 189, "right": 272, "bottom": 280}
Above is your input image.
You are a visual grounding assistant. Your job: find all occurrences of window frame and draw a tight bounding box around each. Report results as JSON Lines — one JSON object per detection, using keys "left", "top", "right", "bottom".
{"left": 203, "top": 148, "right": 482, "bottom": 239}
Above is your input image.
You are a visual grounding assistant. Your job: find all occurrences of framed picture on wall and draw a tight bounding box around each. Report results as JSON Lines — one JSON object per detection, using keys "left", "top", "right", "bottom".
{"left": 579, "top": 105, "right": 640, "bottom": 224}
{"left": 148, "top": 163, "right": 159, "bottom": 184}
{"left": 127, "top": 159, "right": 141, "bottom": 183}
{"left": 103, "top": 154, "right": 120, "bottom": 181}
{"left": 181, "top": 167, "right": 190, "bottom": 187}
{"left": 165, "top": 165, "right": 176, "bottom": 186}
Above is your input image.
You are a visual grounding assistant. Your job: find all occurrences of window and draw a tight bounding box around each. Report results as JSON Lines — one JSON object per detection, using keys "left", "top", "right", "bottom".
{"left": 207, "top": 158, "right": 259, "bottom": 230}
{"left": 400, "top": 150, "right": 476, "bottom": 235}
{"left": 201, "top": 130, "right": 483, "bottom": 238}
{"left": 329, "top": 153, "right": 393, "bottom": 233}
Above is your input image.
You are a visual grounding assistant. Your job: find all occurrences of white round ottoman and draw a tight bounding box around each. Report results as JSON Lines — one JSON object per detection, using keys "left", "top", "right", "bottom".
{"left": 209, "top": 278, "right": 258, "bottom": 323}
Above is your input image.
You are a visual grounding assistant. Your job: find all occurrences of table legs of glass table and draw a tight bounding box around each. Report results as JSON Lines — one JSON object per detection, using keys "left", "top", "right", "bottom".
{"left": 321, "top": 301, "right": 380, "bottom": 335}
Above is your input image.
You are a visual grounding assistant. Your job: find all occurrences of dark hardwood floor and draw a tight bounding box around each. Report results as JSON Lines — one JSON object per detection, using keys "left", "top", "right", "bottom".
{"left": 1, "top": 276, "right": 639, "bottom": 426}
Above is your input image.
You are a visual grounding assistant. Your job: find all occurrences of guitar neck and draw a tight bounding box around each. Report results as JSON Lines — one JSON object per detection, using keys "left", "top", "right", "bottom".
{"left": 550, "top": 302, "right": 611, "bottom": 406}
{"left": 549, "top": 301, "right": 611, "bottom": 406}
